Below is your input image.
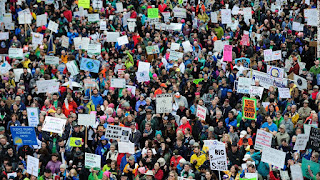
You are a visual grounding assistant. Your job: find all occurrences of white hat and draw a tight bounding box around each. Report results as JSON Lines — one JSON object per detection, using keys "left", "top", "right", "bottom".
{"left": 157, "top": 158, "right": 166, "bottom": 167}
{"left": 179, "top": 158, "right": 187, "bottom": 164}
{"left": 243, "top": 154, "right": 251, "bottom": 161}
{"left": 145, "top": 170, "right": 154, "bottom": 176}
{"left": 240, "top": 130, "right": 247, "bottom": 138}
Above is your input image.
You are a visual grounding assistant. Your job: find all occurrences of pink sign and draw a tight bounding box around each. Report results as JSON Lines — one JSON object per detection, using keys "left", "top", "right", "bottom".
{"left": 223, "top": 45, "right": 233, "bottom": 62}
{"left": 240, "top": 34, "right": 250, "bottom": 46}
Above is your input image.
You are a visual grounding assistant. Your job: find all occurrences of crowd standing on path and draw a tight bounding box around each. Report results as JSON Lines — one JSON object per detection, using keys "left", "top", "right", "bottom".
{"left": 0, "top": 0, "right": 320, "bottom": 179}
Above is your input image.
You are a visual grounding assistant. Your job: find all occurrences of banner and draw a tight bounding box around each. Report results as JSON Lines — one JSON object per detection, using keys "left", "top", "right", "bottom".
{"left": 223, "top": 45, "right": 232, "bottom": 62}
{"left": 9, "top": 48, "right": 23, "bottom": 59}
{"left": 45, "top": 55, "right": 59, "bottom": 65}
{"left": 80, "top": 58, "right": 100, "bottom": 73}
{"left": 242, "top": 97, "right": 256, "bottom": 120}
{"left": 118, "top": 142, "right": 135, "bottom": 154}
{"left": 267, "top": 65, "right": 284, "bottom": 78}
{"left": 78, "top": 114, "right": 96, "bottom": 127}
{"left": 264, "top": 49, "right": 273, "bottom": 61}
{"left": 252, "top": 70, "right": 287, "bottom": 88}
{"left": 10, "top": 127, "right": 38, "bottom": 145}
{"left": 110, "top": 78, "right": 126, "bottom": 88}
{"left": 105, "top": 125, "right": 131, "bottom": 142}
{"left": 207, "top": 140, "right": 227, "bottom": 171}
{"left": 249, "top": 86, "right": 264, "bottom": 99}
{"left": 254, "top": 129, "right": 272, "bottom": 150}
{"left": 196, "top": 105, "right": 206, "bottom": 120}
{"left": 293, "top": 134, "right": 309, "bottom": 150}
{"left": 261, "top": 147, "right": 286, "bottom": 168}
{"left": 156, "top": 94, "right": 173, "bottom": 113}
{"left": 36, "top": 80, "right": 59, "bottom": 93}
{"left": 148, "top": 8, "right": 159, "bottom": 18}
{"left": 238, "top": 77, "right": 251, "bottom": 94}
{"left": 302, "top": 158, "right": 320, "bottom": 179}
{"left": 85, "top": 153, "right": 101, "bottom": 169}
{"left": 27, "top": 156, "right": 39, "bottom": 177}
{"left": 308, "top": 127, "right": 320, "bottom": 151}
{"left": 278, "top": 88, "right": 291, "bottom": 99}
{"left": 42, "top": 116, "right": 67, "bottom": 134}
{"left": 27, "top": 107, "right": 39, "bottom": 127}
{"left": 70, "top": 137, "right": 82, "bottom": 147}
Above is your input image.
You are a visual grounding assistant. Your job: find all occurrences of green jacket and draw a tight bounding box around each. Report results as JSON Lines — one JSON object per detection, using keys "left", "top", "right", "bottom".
{"left": 309, "top": 65, "right": 320, "bottom": 76}
{"left": 81, "top": 101, "right": 95, "bottom": 114}
{"left": 88, "top": 171, "right": 103, "bottom": 180}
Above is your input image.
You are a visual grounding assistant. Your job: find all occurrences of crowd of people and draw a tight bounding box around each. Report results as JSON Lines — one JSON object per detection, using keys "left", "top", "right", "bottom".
{"left": 0, "top": 0, "right": 320, "bottom": 179}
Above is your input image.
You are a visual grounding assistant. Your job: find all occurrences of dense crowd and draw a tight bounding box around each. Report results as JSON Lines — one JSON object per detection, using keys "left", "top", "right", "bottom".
{"left": 0, "top": 0, "right": 320, "bottom": 179}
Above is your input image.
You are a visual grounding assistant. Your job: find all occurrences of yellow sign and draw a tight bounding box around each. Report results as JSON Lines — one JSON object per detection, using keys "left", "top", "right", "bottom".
{"left": 70, "top": 137, "right": 82, "bottom": 147}
{"left": 78, "top": 0, "right": 90, "bottom": 9}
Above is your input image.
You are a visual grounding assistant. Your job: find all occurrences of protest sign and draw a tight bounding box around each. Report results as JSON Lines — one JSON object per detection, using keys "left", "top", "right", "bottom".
{"left": 128, "top": 18, "right": 136, "bottom": 32}
{"left": 272, "top": 50, "right": 282, "bottom": 60}
{"left": 292, "top": 22, "right": 304, "bottom": 31}
{"left": 122, "top": 12, "right": 131, "bottom": 26}
{"left": 207, "top": 140, "right": 227, "bottom": 171}
{"left": 138, "top": 62, "right": 150, "bottom": 72}
{"left": 211, "top": 12, "right": 218, "bottom": 23}
{"left": 80, "top": 58, "right": 100, "bottom": 73}
{"left": 5, "top": 22, "right": 15, "bottom": 30}
{"left": 42, "top": 116, "right": 67, "bottom": 134}
{"left": 100, "top": 20, "right": 106, "bottom": 30}
{"left": 290, "top": 164, "right": 303, "bottom": 180}
{"left": 45, "top": 55, "right": 59, "bottom": 65}
{"left": 182, "top": 41, "right": 193, "bottom": 52}
{"left": 241, "top": 34, "right": 250, "bottom": 46}
{"left": 27, "top": 107, "right": 39, "bottom": 127}
{"left": 243, "top": 7, "right": 252, "bottom": 23}
{"left": 36, "top": 14, "right": 47, "bottom": 27}
{"left": 18, "top": 9, "right": 32, "bottom": 24}
{"left": 78, "top": 0, "right": 90, "bottom": 8}
{"left": 84, "top": 79, "right": 96, "bottom": 88}
{"left": 3, "top": 13, "right": 12, "bottom": 24}
{"left": 254, "top": 129, "right": 272, "bottom": 150}
{"left": 308, "top": 127, "right": 320, "bottom": 151}
{"left": 173, "top": 8, "right": 187, "bottom": 18}
{"left": 0, "top": 32, "right": 9, "bottom": 40}
{"left": 136, "top": 71, "right": 150, "bottom": 82}
{"left": 264, "top": 49, "right": 273, "bottom": 61}
{"left": 110, "top": 78, "right": 126, "bottom": 88}
{"left": 106, "top": 32, "right": 120, "bottom": 42}
{"left": 293, "top": 134, "right": 309, "bottom": 150}
{"left": 171, "top": 43, "right": 180, "bottom": 50}
{"left": 13, "top": 68, "right": 31, "bottom": 82}
{"left": 223, "top": 45, "right": 232, "bottom": 62}
{"left": 249, "top": 86, "right": 264, "bottom": 99}
{"left": 61, "top": 36, "right": 69, "bottom": 48}
{"left": 48, "top": 20, "right": 58, "bottom": 32}
{"left": 66, "top": 61, "right": 79, "bottom": 76}
{"left": 105, "top": 125, "right": 131, "bottom": 142}
{"left": 294, "top": 74, "right": 307, "bottom": 90}
{"left": 73, "top": 37, "right": 82, "bottom": 50}
{"left": 169, "top": 50, "right": 184, "bottom": 61}
{"left": 154, "top": 22, "right": 167, "bottom": 30}
{"left": 117, "top": 35, "right": 129, "bottom": 46}
{"left": 146, "top": 45, "right": 160, "bottom": 55}
{"left": 70, "top": 137, "right": 82, "bottom": 147}
{"left": 88, "top": 14, "right": 99, "bottom": 22}
{"left": 252, "top": 70, "right": 287, "bottom": 88}
{"left": 10, "top": 127, "right": 37, "bottom": 146}
{"left": 80, "top": 37, "right": 90, "bottom": 50}
{"left": 118, "top": 142, "right": 135, "bottom": 154}
{"left": 92, "top": 0, "right": 102, "bottom": 9}
{"left": 238, "top": 77, "right": 251, "bottom": 94}
{"left": 242, "top": 97, "right": 256, "bottom": 120}
{"left": 87, "top": 44, "right": 101, "bottom": 56}
{"left": 280, "top": 171, "right": 290, "bottom": 180}
{"left": 196, "top": 105, "right": 207, "bottom": 120}
{"left": 31, "top": 31, "right": 43, "bottom": 44}
{"left": 278, "top": 88, "right": 291, "bottom": 99}
{"left": 267, "top": 65, "right": 284, "bottom": 78}
{"left": 261, "top": 147, "right": 286, "bottom": 168}
{"left": 161, "top": 12, "right": 170, "bottom": 22}
{"left": 27, "top": 156, "right": 39, "bottom": 177}
{"left": 156, "top": 94, "right": 173, "bottom": 113}
{"left": 0, "top": 61, "right": 12, "bottom": 74}
{"left": 221, "top": 9, "right": 231, "bottom": 24}
{"left": 78, "top": 114, "right": 96, "bottom": 127}
{"left": 214, "top": 40, "right": 224, "bottom": 52}
{"left": 9, "top": 48, "right": 23, "bottom": 59}
{"left": 36, "top": 80, "right": 59, "bottom": 93}
{"left": 148, "top": 8, "right": 159, "bottom": 18}
{"left": 167, "top": 23, "right": 182, "bottom": 31}
{"left": 304, "top": 9, "right": 317, "bottom": 26}
{"left": 85, "top": 153, "right": 101, "bottom": 169}
{"left": 301, "top": 158, "right": 320, "bottom": 179}
{"left": 116, "top": 2, "right": 123, "bottom": 12}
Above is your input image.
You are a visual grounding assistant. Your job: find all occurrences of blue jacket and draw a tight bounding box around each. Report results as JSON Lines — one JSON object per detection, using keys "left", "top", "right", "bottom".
{"left": 91, "top": 94, "right": 104, "bottom": 109}
{"left": 120, "top": 155, "right": 129, "bottom": 173}
{"left": 225, "top": 118, "right": 237, "bottom": 129}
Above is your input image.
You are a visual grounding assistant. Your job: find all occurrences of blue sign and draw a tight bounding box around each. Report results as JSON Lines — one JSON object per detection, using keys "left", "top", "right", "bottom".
{"left": 235, "top": 58, "right": 250, "bottom": 68}
{"left": 80, "top": 58, "right": 100, "bottom": 73}
{"left": 10, "top": 127, "right": 38, "bottom": 146}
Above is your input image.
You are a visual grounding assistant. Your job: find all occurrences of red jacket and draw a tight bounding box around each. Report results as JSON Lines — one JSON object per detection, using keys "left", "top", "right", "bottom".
{"left": 177, "top": 122, "right": 192, "bottom": 134}
{"left": 62, "top": 100, "right": 77, "bottom": 117}
{"left": 154, "top": 169, "right": 164, "bottom": 180}
{"left": 289, "top": 63, "right": 300, "bottom": 75}
{"left": 170, "top": 156, "right": 183, "bottom": 167}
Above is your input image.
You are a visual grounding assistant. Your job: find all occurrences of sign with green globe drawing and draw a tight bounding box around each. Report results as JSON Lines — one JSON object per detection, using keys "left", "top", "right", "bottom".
{"left": 80, "top": 58, "right": 101, "bottom": 73}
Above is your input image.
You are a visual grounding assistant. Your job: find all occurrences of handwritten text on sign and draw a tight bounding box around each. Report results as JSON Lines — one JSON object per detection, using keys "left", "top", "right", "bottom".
{"left": 243, "top": 97, "right": 256, "bottom": 120}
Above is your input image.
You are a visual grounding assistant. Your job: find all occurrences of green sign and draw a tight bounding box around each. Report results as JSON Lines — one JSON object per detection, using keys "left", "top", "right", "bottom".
{"left": 302, "top": 158, "right": 320, "bottom": 179}
{"left": 148, "top": 8, "right": 159, "bottom": 19}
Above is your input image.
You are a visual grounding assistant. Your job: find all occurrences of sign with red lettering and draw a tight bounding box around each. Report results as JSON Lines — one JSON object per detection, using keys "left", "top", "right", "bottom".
{"left": 254, "top": 129, "right": 273, "bottom": 150}
{"left": 242, "top": 97, "right": 256, "bottom": 120}
{"left": 196, "top": 105, "right": 206, "bottom": 120}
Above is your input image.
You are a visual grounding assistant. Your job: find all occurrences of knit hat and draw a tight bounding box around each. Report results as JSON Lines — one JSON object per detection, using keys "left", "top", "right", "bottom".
{"left": 155, "top": 130, "right": 162, "bottom": 137}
